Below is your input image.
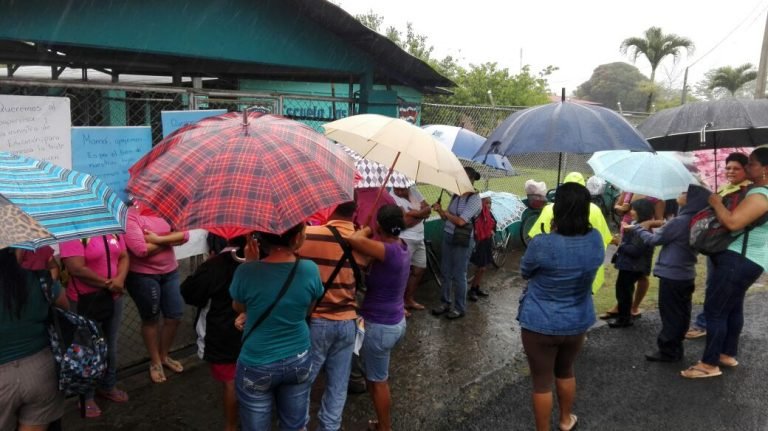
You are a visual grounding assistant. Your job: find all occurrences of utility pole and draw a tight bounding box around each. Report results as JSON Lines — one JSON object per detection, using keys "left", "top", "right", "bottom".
{"left": 755, "top": 11, "right": 768, "bottom": 98}
{"left": 680, "top": 67, "right": 689, "bottom": 105}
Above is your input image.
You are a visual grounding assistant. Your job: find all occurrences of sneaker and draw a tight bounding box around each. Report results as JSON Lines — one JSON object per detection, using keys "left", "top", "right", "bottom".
{"left": 608, "top": 318, "right": 633, "bottom": 328}
{"left": 431, "top": 304, "right": 450, "bottom": 316}
{"left": 445, "top": 310, "right": 465, "bottom": 320}
{"left": 468, "top": 289, "right": 479, "bottom": 302}
{"left": 347, "top": 379, "right": 367, "bottom": 394}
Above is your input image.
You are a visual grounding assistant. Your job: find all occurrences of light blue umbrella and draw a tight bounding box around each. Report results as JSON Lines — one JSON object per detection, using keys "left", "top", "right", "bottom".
{"left": 478, "top": 191, "right": 526, "bottom": 231}
{"left": 422, "top": 124, "right": 515, "bottom": 173}
{"left": 0, "top": 152, "right": 127, "bottom": 250}
{"left": 587, "top": 150, "right": 697, "bottom": 200}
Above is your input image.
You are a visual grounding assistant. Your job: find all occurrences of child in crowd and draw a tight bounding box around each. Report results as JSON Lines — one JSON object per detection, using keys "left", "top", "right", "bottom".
{"left": 469, "top": 195, "right": 496, "bottom": 301}
{"left": 181, "top": 234, "right": 246, "bottom": 431}
{"left": 629, "top": 185, "right": 710, "bottom": 361}
{"left": 609, "top": 199, "right": 656, "bottom": 328}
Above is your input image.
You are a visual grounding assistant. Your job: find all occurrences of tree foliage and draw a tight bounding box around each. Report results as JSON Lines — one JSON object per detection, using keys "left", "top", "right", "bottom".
{"left": 575, "top": 62, "right": 649, "bottom": 112}
{"left": 353, "top": 11, "right": 555, "bottom": 109}
{"left": 708, "top": 64, "right": 757, "bottom": 97}
{"left": 620, "top": 27, "right": 694, "bottom": 112}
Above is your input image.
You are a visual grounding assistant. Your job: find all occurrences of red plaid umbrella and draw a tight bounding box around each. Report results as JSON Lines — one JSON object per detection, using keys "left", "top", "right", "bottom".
{"left": 127, "top": 112, "right": 355, "bottom": 236}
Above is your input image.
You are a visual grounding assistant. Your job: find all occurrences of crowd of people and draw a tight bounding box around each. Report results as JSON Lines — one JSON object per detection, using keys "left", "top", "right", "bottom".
{"left": 2, "top": 147, "right": 768, "bottom": 431}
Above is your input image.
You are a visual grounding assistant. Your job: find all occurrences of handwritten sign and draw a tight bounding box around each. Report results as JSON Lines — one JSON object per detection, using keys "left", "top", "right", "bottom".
{"left": 0, "top": 95, "right": 72, "bottom": 167}
{"left": 71, "top": 127, "right": 152, "bottom": 203}
{"left": 160, "top": 109, "right": 227, "bottom": 137}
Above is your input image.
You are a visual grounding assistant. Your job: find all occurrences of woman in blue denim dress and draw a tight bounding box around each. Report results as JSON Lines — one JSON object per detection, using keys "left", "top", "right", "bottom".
{"left": 517, "top": 183, "right": 605, "bottom": 431}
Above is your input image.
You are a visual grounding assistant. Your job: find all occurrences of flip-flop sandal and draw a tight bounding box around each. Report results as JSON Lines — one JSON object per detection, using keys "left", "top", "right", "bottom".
{"left": 598, "top": 311, "right": 618, "bottom": 320}
{"left": 560, "top": 414, "right": 578, "bottom": 431}
{"left": 97, "top": 387, "right": 129, "bottom": 403}
{"left": 680, "top": 365, "right": 722, "bottom": 379}
{"left": 149, "top": 363, "right": 166, "bottom": 383}
{"left": 162, "top": 357, "right": 184, "bottom": 373}
{"left": 719, "top": 357, "right": 739, "bottom": 368}
{"left": 78, "top": 400, "right": 102, "bottom": 418}
{"left": 406, "top": 303, "right": 426, "bottom": 311}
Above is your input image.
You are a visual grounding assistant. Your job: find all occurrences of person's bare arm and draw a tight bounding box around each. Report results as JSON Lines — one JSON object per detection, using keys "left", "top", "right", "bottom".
{"left": 62, "top": 256, "right": 111, "bottom": 289}
{"left": 710, "top": 192, "right": 768, "bottom": 231}
{"left": 346, "top": 226, "right": 387, "bottom": 262}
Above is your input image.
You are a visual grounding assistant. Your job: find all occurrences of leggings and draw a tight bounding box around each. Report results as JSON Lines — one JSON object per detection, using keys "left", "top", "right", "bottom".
{"left": 521, "top": 328, "right": 586, "bottom": 393}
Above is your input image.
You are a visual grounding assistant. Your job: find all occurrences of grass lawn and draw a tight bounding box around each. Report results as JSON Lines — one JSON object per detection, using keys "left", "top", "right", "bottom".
{"left": 595, "top": 250, "right": 768, "bottom": 314}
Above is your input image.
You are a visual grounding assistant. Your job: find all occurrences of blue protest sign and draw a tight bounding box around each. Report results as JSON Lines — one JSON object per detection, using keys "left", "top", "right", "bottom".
{"left": 161, "top": 109, "right": 227, "bottom": 137}
{"left": 71, "top": 126, "right": 152, "bottom": 203}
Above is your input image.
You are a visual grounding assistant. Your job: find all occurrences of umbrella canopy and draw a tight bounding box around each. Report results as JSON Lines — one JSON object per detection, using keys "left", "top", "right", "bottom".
{"left": 587, "top": 150, "right": 697, "bottom": 200}
{"left": 323, "top": 114, "right": 473, "bottom": 195}
{"left": 692, "top": 147, "right": 753, "bottom": 190}
{"left": 478, "top": 191, "right": 525, "bottom": 231}
{"left": 128, "top": 112, "right": 356, "bottom": 236}
{"left": 336, "top": 144, "right": 415, "bottom": 188}
{"left": 422, "top": 124, "right": 514, "bottom": 172}
{"left": 0, "top": 152, "right": 127, "bottom": 250}
{"left": 637, "top": 99, "right": 768, "bottom": 151}
{"left": 474, "top": 101, "right": 654, "bottom": 156}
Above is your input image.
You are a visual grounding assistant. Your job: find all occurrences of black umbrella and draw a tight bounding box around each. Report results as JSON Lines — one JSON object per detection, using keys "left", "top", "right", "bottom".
{"left": 637, "top": 99, "right": 768, "bottom": 152}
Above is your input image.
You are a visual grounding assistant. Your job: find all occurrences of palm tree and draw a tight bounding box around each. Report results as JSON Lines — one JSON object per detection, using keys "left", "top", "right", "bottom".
{"left": 620, "top": 27, "right": 695, "bottom": 112}
{"left": 708, "top": 63, "right": 757, "bottom": 96}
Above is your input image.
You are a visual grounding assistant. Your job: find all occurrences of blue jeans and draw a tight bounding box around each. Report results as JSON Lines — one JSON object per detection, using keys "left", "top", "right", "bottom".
{"left": 439, "top": 233, "right": 474, "bottom": 314}
{"left": 236, "top": 351, "right": 312, "bottom": 431}
{"left": 308, "top": 318, "right": 356, "bottom": 431}
{"left": 126, "top": 270, "right": 183, "bottom": 321}
{"left": 360, "top": 318, "right": 406, "bottom": 382}
{"left": 71, "top": 295, "right": 124, "bottom": 398}
{"left": 702, "top": 250, "right": 763, "bottom": 365}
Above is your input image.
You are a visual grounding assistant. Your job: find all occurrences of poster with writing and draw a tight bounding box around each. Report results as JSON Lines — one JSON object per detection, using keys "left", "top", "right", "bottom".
{"left": 0, "top": 95, "right": 72, "bottom": 167}
{"left": 160, "top": 109, "right": 227, "bottom": 137}
{"left": 71, "top": 127, "right": 152, "bottom": 203}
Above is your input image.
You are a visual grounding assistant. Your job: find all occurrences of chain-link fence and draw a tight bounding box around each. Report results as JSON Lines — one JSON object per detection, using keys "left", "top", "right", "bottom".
{"left": 0, "top": 79, "right": 356, "bottom": 371}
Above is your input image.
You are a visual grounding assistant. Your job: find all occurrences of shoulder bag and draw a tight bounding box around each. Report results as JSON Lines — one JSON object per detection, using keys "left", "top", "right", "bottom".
{"left": 242, "top": 259, "right": 301, "bottom": 343}
{"left": 73, "top": 236, "right": 115, "bottom": 322}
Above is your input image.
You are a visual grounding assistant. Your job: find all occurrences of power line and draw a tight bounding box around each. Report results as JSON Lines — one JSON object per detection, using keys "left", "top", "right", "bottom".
{"left": 689, "top": 0, "right": 768, "bottom": 67}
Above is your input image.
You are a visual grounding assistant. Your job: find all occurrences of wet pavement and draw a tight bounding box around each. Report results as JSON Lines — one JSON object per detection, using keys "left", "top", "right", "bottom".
{"left": 62, "top": 250, "right": 768, "bottom": 430}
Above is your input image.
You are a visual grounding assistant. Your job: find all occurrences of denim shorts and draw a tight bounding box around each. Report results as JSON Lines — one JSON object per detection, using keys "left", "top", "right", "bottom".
{"left": 236, "top": 351, "right": 312, "bottom": 431}
{"left": 361, "top": 318, "right": 406, "bottom": 382}
{"left": 126, "top": 270, "right": 183, "bottom": 321}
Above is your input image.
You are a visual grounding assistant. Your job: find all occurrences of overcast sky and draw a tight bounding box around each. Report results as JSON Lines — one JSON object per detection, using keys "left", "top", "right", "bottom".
{"left": 335, "top": 0, "right": 768, "bottom": 96}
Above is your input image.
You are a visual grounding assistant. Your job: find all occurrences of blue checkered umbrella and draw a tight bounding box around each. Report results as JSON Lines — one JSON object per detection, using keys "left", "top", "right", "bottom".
{"left": 0, "top": 152, "right": 127, "bottom": 250}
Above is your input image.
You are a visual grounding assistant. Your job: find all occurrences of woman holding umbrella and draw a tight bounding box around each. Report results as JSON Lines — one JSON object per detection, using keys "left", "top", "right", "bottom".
{"left": 681, "top": 147, "right": 768, "bottom": 378}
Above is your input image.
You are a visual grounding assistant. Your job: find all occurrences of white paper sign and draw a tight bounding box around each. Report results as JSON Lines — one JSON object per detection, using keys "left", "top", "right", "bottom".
{"left": 0, "top": 95, "right": 72, "bottom": 167}
{"left": 173, "top": 229, "right": 209, "bottom": 260}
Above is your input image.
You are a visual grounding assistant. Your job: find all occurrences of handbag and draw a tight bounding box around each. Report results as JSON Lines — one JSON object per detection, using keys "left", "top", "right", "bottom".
{"left": 451, "top": 224, "right": 473, "bottom": 247}
{"left": 242, "top": 259, "right": 301, "bottom": 343}
{"left": 73, "top": 236, "right": 115, "bottom": 322}
{"left": 38, "top": 271, "right": 108, "bottom": 397}
{"left": 448, "top": 194, "right": 477, "bottom": 247}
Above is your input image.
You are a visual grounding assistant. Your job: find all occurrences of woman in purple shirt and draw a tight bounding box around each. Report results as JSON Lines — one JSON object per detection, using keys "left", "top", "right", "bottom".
{"left": 346, "top": 204, "right": 410, "bottom": 431}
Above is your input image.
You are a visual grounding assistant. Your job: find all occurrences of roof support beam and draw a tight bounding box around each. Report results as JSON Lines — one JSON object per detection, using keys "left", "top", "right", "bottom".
{"left": 51, "top": 65, "right": 65, "bottom": 79}
{"left": 6, "top": 64, "right": 19, "bottom": 77}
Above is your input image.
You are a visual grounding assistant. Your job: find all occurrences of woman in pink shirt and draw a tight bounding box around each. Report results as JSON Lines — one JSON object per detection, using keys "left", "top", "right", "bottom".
{"left": 60, "top": 234, "right": 130, "bottom": 417}
{"left": 124, "top": 201, "right": 189, "bottom": 384}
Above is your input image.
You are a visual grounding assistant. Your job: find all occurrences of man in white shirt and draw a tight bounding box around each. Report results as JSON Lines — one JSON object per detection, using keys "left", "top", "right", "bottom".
{"left": 390, "top": 185, "right": 431, "bottom": 313}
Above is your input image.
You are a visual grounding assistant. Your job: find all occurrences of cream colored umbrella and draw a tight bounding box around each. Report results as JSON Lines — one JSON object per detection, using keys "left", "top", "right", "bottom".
{"left": 323, "top": 114, "right": 474, "bottom": 195}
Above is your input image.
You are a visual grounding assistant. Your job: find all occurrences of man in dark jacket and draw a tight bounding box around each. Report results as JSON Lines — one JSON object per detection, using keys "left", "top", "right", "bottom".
{"left": 631, "top": 184, "right": 710, "bottom": 362}
{"left": 181, "top": 234, "right": 245, "bottom": 431}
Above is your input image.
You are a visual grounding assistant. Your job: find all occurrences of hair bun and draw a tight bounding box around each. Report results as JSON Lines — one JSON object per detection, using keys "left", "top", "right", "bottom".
{"left": 390, "top": 226, "right": 402, "bottom": 236}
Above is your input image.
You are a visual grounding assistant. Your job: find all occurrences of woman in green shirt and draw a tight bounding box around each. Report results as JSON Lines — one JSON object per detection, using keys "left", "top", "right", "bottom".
{"left": 0, "top": 248, "right": 67, "bottom": 431}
